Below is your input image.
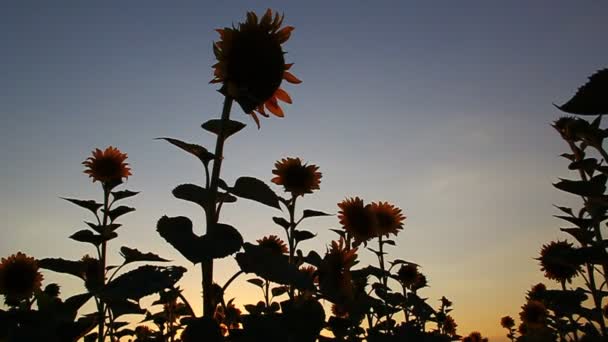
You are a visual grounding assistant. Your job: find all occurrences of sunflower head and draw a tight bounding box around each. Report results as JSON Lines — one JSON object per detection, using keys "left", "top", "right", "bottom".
{"left": 370, "top": 201, "right": 406, "bottom": 237}
{"left": 300, "top": 265, "right": 318, "bottom": 284}
{"left": 462, "top": 332, "right": 487, "bottom": 342}
{"left": 0, "top": 252, "right": 43, "bottom": 302}
{"left": 257, "top": 235, "right": 289, "bottom": 255}
{"left": 396, "top": 264, "right": 419, "bottom": 288}
{"left": 527, "top": 283, "right": 547, "bottom": 301}
{"left": 318, "top": 239, "right": 358, "bottom": 301}
{"left": 537, "top": 240, "right": 582, "bottom": 283}
{"left": 337, "top": 197, "right": 378, "bottom": 245}
{"left": 501, "top": 316, "right": 515, "bottom": 329}
{"left": 212, "top": 9, "right": 301, "bottom": 127}
{"left": 519, "top": 300, "right": 547, "bottom": 329}
{"left": 271, "top": 157, "right": 322, "bottom": 197}
{"left": 83, "top": 146, "right": 131, "bottom": 185}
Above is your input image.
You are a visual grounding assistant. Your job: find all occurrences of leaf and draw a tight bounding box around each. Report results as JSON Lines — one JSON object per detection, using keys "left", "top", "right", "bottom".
{"left": 554, "top": 205, "right": 574, "bottom": 217}
{"left": 64, "top": 293, "right": 93, "bottom": 320}
{"left": 111, "top": 190, "right": 139, "bottom": 201}
{"left": 103, "top": 206, "right": 135, "bottom": 222}
{"left": 272, "top": 217, "right": 290, "bottom": 230}
{"left": 85, "top": 221, "right": 121, "bottom": 234}
{"left": 271, "top": 286, "right": 288, "bottom": 297}
{"left": 383, "top": 239, "right": 396, "bottom": 246}
{"left": 560, "top": 228, "right": 593, "bottom": 245}
{"left": 106, "top": 299, "right": 145, "bottom": 318}
{"left": 156, "top": 216, "right": 243, "bottom": 263}
{"left": 228, "top": 177, "right": 281, "bottom": 209}
{"left": 39, "top": 258, "right": 84, "bottom": 279}
{"left": 70, "top": 230, "right": 116, "bottom": 246}
{"left": 554, "top": 216, "right": 594, "bottom": 230}
{"left": 158, "top": 137, "right": 215, "bottom": 165}
{"left": 62, "top": 198, "right": 102, "bottom": 214}
{"left": 302, "top": 210, "right": 332, "bottom": 219}
{"left": 304, "top": 251, "right": 322, "bottom": 267}
{"left": 294, "top": 230, "right": 316, "bottom": 243}
{"left": 202, "top": 119, "right": 246, "bottom": 139}
{"left": 120, "top": 246, "right": 169, "bottom": 264}
{"left": 557, "top": 69, "right": 608, "bottom": 115}
{"left": 102, "top": 265, "right": 186, "bottom": 301}
{"left": 173, "top": 184, "right": 213, "bottom": 210}
{"left": 569, "top": 158, "right": 598, "bottom": 174}
{"left": 247, "top": 278, "right": 265, "bottom": 288}
{"left": 553, "top": 174, "right": 607, "bottom": 197}
{"left": 236, "top": 243, "right": 313, "bottom": 290}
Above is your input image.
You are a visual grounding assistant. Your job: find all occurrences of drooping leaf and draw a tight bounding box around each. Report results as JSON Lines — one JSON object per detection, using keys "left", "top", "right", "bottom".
{"left": 63, "top": 293, "right": 93, "bottom": 321}
{"left": 156, "top": 216, "right": 201, "bottom": 264}
{"left": 302, "top": 210, "right": 332, "bottom": 219}
{"left": 198, "top": 223, "right": 244, "bottom": 260}
{"left": 158, "top": 137, "right": 215, "bottom": 165}
{"left": 106, "top": 299, "right": 146, "bottom": 318}
{"left": 228, "top": 177, "right": 281, "bottom": 209}
{"left": 236, "top": 243, "right": 313, "bottom": 290}
{"left": 202, "top": 119, "right": 246, "bottom": 140}
{"left": 70, "top": 230, "right": 116, "bottom": 246}
{"left": 103, "top": 206, "right": 135, "bottom": 222}
{"left": 39, "top": 258, "right": 84, "bottom": 279}
{"left": 102, "top": 265, "right": 186, "bottom": 301}
{"left": 272, "top": 217, "right": 290, "bottom": 230}
{"left": 560, "top": 228, "right": 593, "bottom": 245}
{"left": 294, "top": 230, "right": 316, "bottom": 243}
{"left": 554, "top": 205, "right": 574, "bottom": 217}
{"left": 120, "top": 246, "right": 169, "bottom": 264}
{"left": 271, "top": 286, "right": 289, "bottom": 297}
{"left": 62, "top": 198, "right": 102, "bottom": 214}
{"left": 173, "top": 184, "right": 213, "bottom": 210}
{"left": 554, "top": 215, "right": 594, "bottom": 230}
{"left": 553, "top": 174, "right": 607, "bottom": 197}
{"left": 111, "top": 190, "right": 139, "bottom": 201}
{"left": 247, "top": 278, "right": 265, "bottom": 288}
{"left": 557, "top": 69, "right": 608, "bottom": 115}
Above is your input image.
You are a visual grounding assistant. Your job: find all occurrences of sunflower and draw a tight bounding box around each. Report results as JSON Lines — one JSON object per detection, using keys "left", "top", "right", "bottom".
{"left": 271, "top": 157, "right": 322, "bottom": 196}
{"left": 300, "top": 265, "right": 318, "bottom": 284}
{"left": 519, "top": 300, "right": 547, "bottom": 329}
{"left": 443, "top": 315, "right": 457, "bottom": 336}
{"left": 211, "top": 9, "right": 301, "bottom": 127}
{"left": 0, "top": 252, "right": 43, "bottom": 301}
{"left": 80, "top": 255, "right": 103, "bottom": 290}
{"left": 257, "top": 235, "right": 289, "bottom": 255}
{"left": 318, "top": 239, "right": 358, "bottom": 301}
{"left": 337, "top": 197, "right": 377, "bottom": 245}
{"left": 396, "top": 263, "right": 419, "bottom": 288}
{"left": 462, "top": 332, "right": 488, "bottom": 342}
{"left": 537, "top": 240, "right": 582, "bottom": 283}
{"left": 370, "top": 201, "right": 406, "bottom": 237}
{"left": 527, "top": 283, "right": 546, "bottom": 301}
{"left": 83, "top": 146, "right": 131, "bottom": 184}
{"left": 500, "top": 316, "right": 515, "bottom": 329}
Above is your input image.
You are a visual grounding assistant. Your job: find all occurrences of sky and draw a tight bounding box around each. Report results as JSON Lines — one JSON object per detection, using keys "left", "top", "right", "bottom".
{"left": 1, "top": 1, "right": 607, "bottom": 340}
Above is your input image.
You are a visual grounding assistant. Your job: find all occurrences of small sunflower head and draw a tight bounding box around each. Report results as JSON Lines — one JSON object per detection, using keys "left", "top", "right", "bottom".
{"left": 83, "top": 146, "right": 131, "bottom": 185}
{"left": 257, "top": 235, "right": 288, "bottom": 255}
{"left": 527, "top": 283, "right": 547, "bottom": 301}
{"left": 462, "top": 332, "right": 487, "bottom": 342}
{"left": 519, "top": 300, "right": 547, "bottom": 329}
{"left": 271, "top": 157, "right": 322, "bottom": 197}
{"left": 337, "top": 197, "right": 377, "bottom": 245}
{"left": 300, "top": 265, "right": 318, "bottom": 284}
{"left": 537, "top": 240, "right": 582, "bottom": 283}
{"left": 0, "top": 252, "right": 43, "bottom": 302}
{"left": 411, "top": 272, "right": 428, "bottom": 291}
{"left": 370, "top": 201, "right": 406, "bottom": 237}
{"left": 318, "top": 239, "right": 358, "bottom": 301}
{"left": 443, "top": 315, "right": 458, "bottom": 336}
{"left": 396, "top": 264, "right": 419, "bottom": 288}
{"left": 212, "top": 9, "right": 301, "bottom": 127}
{"left": 500, "top": 316, "right": 515, "bottom": 329}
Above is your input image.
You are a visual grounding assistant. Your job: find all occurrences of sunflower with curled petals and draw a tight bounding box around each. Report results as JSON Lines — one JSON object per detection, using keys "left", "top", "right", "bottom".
{"left": 211, "top": 9, "right": 301, "bottom": 127}
{"left": 82, "top": 146, "right": 131, "bottom": 184}
{"left": 318, "top": 239, "right": 358, "bottom": 301}
{"left": 257, "top": 235, "right": 289, "bottom": 255}
{"left": 337, "top": 197, "right": 377, "bottom": 245}
{"left": 537, "top": 240, "right": 582, "bottom": 283}
{"left": 370, "top": 201, "right": 406, "bottom": 237}
{"left": 271, "top": 157, "right": 322, "bottom": 197}
{"left": 0, "top": 252, "right": 43, "bottom": 301}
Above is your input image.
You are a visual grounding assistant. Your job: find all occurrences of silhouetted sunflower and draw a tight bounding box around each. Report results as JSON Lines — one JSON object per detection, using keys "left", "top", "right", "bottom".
{"left": 443, "top": 315, "right": 458, "bottom": 336}
{"left": 462, "top": 331, "right": 488, "bottom": 342}
{"left": 411, "top": 272, "right": 428, "bottom": 291}
{"left": 338, "top": 197, "right": 377, "bottom": 245}
{"left": 519, "top": 300, "right": 547, "bottom": 328}
{"left": 271, "top": 157, "right": 321, "bottom": 196}
{"left": 318, "top": 239, "right": 358, "bottom": 301}
{"left": 527, "top": 283, "right": 546, "bottom": 301}
{"left": 537, "top": 240, "right": 582, "bottom": 283}
{"left": 0, "top": 252, "right": 43, "bottom": 301}
{"left": 370, "top": 201, "right": 405, "bottom": 237}
{"left": 396, "top": 263, "right": 419, "bottom": 288}
{"left": 500, "top": 316, "right": 515, "bottom": 329}
{"left": 83, "top": 146, "right": 131, "bottom": 184}
{"left": 211, "top": 9, "right": 301, "bottom": 127}
{"left": 300, "top": 265, "right": 318, "bottom": 284}
{"left": 257, "top": 235, "right": 288, "bottom": 255}
{"left": 80, "top": 255, "right": 103, "bottom": 290}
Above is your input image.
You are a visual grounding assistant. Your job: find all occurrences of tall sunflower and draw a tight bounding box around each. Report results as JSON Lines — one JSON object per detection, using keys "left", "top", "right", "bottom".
{"left": 257, "top": 235, "right": 289, "bottom": 255}
{"left": 83, "top": 146, "right": 131, "bottom": 184}
{"left": 370, "top": 201, "right": 406, "bottom": 237}
{"left": 211, "top": 9, "right": 301, "bottom": 127}
{"left": 271, "top": 157, "right": 321, "bottom": 197}
{"left": 337, "top": 197, "right": 377, "bottom": 245}
{"left": 0, "top": 252, "right": 43, "bottom": 301}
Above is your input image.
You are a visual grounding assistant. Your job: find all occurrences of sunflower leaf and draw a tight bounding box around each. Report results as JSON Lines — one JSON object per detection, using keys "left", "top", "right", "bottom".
{"left": 102, "top": 265, "right": 186, "bottom": 301}
{"left": 39, "top": 258, "right": 84, "bottom": 280}
{"left": 70, "top": 230, "right": 116, "bottom": 246}
{"left": 111, "top": 190, "right": 139, "bottom": 202}
{"left": 553, "top": 175, "right": 607, "bottom": 197}
{"left": 272, "top": 217, "right": 290, "bottom": 230}
{"left": 119, "top": 246, "right": 170, "bottom": 264}
{"left": 202, "top": 119, "right": 246, "bottom": 140}
{"left": 62, "top": 198, "right": 102, "bottom": 215}
{"left": 157, "top": 137, "right": 215, "bottom": 166}
{"left": 103, "top": 206, "right": 135, "bottom": 222}
{"left": 228, "top": 177, "right": 281, "bottom": 209}
{"left": 557, "top": 69, "right": 608, "bottom": 115}
{"left": 302, "top": 209, "right": 332, "bottom": 219}
{"left": 172, "top": 184, "right": 213, "bottom": 210}
{"left": 294, "top": 230, "right": 316, "bottom": 243}
{"left": 247, "top": 278, "right": 264, "bottom": 288}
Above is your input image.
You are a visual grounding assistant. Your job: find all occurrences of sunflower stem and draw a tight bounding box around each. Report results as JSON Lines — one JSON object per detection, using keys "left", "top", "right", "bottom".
{"left": 202, "top": 96, "right": 234, "bottom": 317}
{"left": 98, "top": 184, "right": 110, "bottom": 342}
{"left": 287, "top": 195, "right": 297, "bottom": 298}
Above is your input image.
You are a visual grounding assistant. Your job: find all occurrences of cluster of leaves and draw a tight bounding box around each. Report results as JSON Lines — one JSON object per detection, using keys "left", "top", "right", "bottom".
{"left": 501, "top": 69, "right": 608, "bottom": 342}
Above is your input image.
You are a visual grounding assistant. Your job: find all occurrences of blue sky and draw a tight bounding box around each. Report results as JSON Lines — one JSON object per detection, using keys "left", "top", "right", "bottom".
{"left": 1, "top": 2, "right": 607, "bottom": 340}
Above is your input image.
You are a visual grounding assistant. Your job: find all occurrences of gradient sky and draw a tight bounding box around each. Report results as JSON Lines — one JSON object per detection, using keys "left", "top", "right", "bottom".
{"left": 1, "top": 2, "right": 607, "bottom": 340}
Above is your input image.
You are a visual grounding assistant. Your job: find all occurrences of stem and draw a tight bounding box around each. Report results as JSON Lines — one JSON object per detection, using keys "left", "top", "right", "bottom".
{"left": 222, "top": 270, "right": 244, "bottom": 294}
{"left": 202, "top": 96, "right": 234, "bottom": 317}
{"left": 378, "top": 236, "right": 387, "bottom": 287}
{"left": 98, "top": 184, "right": 110, "bottom": 342}
{"left": 287, "top": 196, "right": 297, "bottom": 298}
{"left": 562, "top": 281, "right": 579, "bottom": 341}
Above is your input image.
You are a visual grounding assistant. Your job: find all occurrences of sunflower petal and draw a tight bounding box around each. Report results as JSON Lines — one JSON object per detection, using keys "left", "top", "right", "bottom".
{"left": 265, "top": 97, "right": 284, "bottom": 117}
{"left": 284, "top": 63, "right": 294, "bottom": 71}
{"left": 283, "top": 72, "right": 302, "bottom": 84}
{"left": 261, "top": 9, "right": 273, "bottom": 28}
{"left": 276, "top": 26, "right": 294, "bottom": 44}
{"left": 274, "top": 88, "right": 292, "bottom": 104}
{"left": 256, "top": 105, "right": 269, "bottom": 117}
{"left": 249, "top": 112, "right": 261, "bottom": 129}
